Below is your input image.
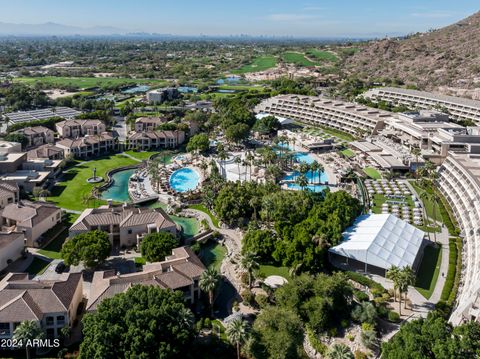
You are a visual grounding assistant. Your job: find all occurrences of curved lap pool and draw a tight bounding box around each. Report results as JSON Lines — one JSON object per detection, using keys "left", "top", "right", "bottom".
{"left": 169, "top": 168, "right": 200, "bottom": 192}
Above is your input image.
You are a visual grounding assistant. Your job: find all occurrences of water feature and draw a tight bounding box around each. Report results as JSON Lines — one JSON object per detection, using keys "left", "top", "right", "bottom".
{"left": 216, "top": 89, "right": 236, "bottom": 94}
{"left": 216, "top": 75, "right": 241, "bottom": 85}
{"left": 122, "top": 85, "right": 150, "bottom": 94}
{"left": 101, "top": 169, "right": 136, "bottom": 202}
{"left": 169, "top": 167, "right": 200, "bottom": 192}
{"left": 178, "top": 86, "right": 198, "bottom": 93}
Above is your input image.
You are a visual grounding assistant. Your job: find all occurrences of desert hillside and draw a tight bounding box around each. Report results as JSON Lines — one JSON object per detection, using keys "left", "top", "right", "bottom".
{"left": 345, "top": 11, "right": 480, "bottom": 94}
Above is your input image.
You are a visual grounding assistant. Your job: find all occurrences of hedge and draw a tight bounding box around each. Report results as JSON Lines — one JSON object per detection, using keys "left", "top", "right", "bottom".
{"left": 440, "top": 237, "right": 462, "bottom": 306}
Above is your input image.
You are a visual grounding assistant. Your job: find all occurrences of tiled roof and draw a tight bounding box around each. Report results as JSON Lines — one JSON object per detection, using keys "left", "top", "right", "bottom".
{"left": 20, "top": 126, "right": 54, "bottom": 136}
{"left": 0, "top": 232, "right": 24, "bottom": 249}
{"left": 27, "top": 144, "right": 64, "bottom": 160}
{"left": 56, "top": 119, "right": 104, "bottom": 128}
{"left": 128, "top": 130, "right": 183, "bottom": 141}
{"left": 0, "top": 201, "right": 60, "bottom": 228}
{"left": 135, "top": 117, "right": 167, "bottom": 124}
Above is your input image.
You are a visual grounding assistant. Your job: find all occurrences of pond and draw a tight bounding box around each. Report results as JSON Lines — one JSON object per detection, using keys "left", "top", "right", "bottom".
{"left": 122, "top": 85, "right": 150, "bottom": 94}
{"left": 101, "top": 169, "right": 135, "bottom": 202}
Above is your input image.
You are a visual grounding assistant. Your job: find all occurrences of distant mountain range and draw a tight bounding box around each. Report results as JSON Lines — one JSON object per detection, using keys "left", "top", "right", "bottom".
{"left": 345, "top": 11, "right": 480, "bottom": 91}
{"left": 0, "top": 21, "right": 127, "bottom": 36}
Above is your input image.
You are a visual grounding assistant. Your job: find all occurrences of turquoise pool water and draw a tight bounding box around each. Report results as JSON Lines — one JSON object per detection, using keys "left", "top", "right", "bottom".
{"left": 101, "top": 169, "right": 135, "bottom": 202}
{"left": 169, "top": 168, "right": 200, "bottom": 192}
{"left": 122, "top": 85, "right": 150, "bottom": 94}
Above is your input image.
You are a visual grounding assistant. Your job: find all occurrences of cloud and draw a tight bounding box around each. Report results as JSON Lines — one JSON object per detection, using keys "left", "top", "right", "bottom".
{"left": 410, "top": 10, "right": 456, "bottom": 19}
{"left": 267, "top": 13, "right": 322, "bottom": 22}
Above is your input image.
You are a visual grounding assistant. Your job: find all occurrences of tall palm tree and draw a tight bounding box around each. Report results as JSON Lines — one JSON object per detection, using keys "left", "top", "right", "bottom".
{"left": 386, "top": 265, "right": 401, "bottom": 303}
{"left": 234, "top": 156, "right": 242, "bottom": 181}
{"left": 317, "top": 163, "right": 324, "bottom": 185}
{"left": 411, "top": 147, "right": 421, "bottom": 179}
{"left": 199, "top": 268, "right": 221, "bottom": 317}
{"left": 199, "top": 160, "right": 208, "bottom": 177}
{"left": 226, "top": 318, "right": 249, "bottom": 359}
{"left": 13, "top": 320, "right": 44, "bottom": 359}
{"left": 296, "top": 173, "right": 309, "bottom": 191}
{"left": 218, "top": 150, "right": 228, "bottom": 179}
{"left": 310, "top": 160, "right": 319, "bottom": 185}
{"left": 241, "top": 252, "right": 259, "bottom": 289}
{"left": 246, "top": 152, "right": 255, "bottom": 181}
{"left": 326, "top": 343, "right": 354, "bottom": 359}
{"left": 401, "top": 266, "right": 416, "bottom": 310}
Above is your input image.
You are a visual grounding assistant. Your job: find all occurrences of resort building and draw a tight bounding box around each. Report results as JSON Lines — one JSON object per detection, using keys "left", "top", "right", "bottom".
{"left": 87, "top": 246, "right": 205, "bottom": 310}
{"left": 0, "top": 141, "right": 27, "bottom": 174}
{"left": 27, "top": 144, "right": 65, "bottom": 161}
{"left": 0, "top": 170, "right": 50, "bottom": 193}
{"left": 0, "top": 200, "right": 62, "bottom": 247}
{"left": 134, "top": 117, "right": 168, "bottom": 132}
{"left": 0, "top": 183, "right": 19, "bottom": 209}
{"left": 254, "top": 95, "right": 390, "bottom": 136}
{"left": 69, "top": 204, "right": 177, "bottom": 248}
{"left": 14, "top": 126, "right": 55, "bottom": 148}
{"left": 56, "top": 119, "right": 106, "bottom": 138}
{"left": 437, "top": 152, "right": 480, "bottom": 325}
{"left": 0, "top": 272, "right": 83, "bottom": 339}
{"left": 363, "top": 87, "right": 480, "bottom": 125}
{"left": 56, "top": 133, "right": 116, "bottom": 158}
{"left": 146, "top": 87, "right": 180, "bottom": 104}
{"left": 328, "top": 214, "right": 426, "bottom": 276}
{"left": 0, "top": 232, "right": 25, "bottom": 272}
{"left": 127, "top": 130, "right": 185, "bottom": 151}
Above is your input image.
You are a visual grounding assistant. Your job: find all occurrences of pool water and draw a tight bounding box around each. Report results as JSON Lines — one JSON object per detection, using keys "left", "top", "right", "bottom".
{"left": 101, "top": 169, "right": 135, "bottom": 202}
{"left": 178, "top": 86, "right": 198, "bottom": 93}
{"left": 169, "top": 168, "right": 200, "bottom": 192}
{"left": 122, "top": 85, "right": 150, "bottom": 94}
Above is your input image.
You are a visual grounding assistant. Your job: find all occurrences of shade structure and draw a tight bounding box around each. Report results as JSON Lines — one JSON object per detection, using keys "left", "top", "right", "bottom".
{"left": 329, "top": 214, "right": 425, "bottom": 270}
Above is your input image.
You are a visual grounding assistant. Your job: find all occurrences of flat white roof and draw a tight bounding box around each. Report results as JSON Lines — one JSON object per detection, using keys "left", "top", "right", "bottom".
{"left": 329, "top": 214, "right": 425, "bottom": 270}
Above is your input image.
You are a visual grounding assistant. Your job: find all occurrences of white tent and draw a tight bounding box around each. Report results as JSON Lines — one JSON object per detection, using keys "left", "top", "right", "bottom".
{"left": 329, "top": 214, "right": 425, "bottom": 270}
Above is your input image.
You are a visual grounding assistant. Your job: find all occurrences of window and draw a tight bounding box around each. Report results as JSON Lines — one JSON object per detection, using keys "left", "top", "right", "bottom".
{"left": 128, "top": 229, "right": 132, "bottom": 234}
{"left": 57, "top": 315, "right": 65, "bottom": 326}
{"left": 46, "top": 316, "right": 54, "bottom": 326}
{"left": 0, "top": 323, "right": 10, "bottom": 336}
{"left": 46, "top": 328, "right": 55, "bottom": 338}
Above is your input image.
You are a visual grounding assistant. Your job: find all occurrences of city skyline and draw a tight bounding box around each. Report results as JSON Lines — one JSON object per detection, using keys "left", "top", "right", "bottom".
{"left": 0, "top": 0, "right": 478, "bottom": 37}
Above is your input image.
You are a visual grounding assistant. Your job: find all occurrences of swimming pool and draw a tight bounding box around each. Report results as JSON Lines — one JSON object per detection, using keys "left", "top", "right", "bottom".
{"left": 122, "top": 85, "right": 150, "bottom": 94}
{"left": 101, "top": 169, "right": 136, "bottom": 202}
{"left": 283, "top": 171, "right": 328, "bottom": 192}
{"left": 169, "top": 168, "right": 200, "bottom": 192}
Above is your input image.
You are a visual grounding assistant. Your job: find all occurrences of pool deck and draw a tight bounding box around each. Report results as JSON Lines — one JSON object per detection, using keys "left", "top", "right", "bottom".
{"left": 290, "top": 142, "right": 338, "bottom": 186}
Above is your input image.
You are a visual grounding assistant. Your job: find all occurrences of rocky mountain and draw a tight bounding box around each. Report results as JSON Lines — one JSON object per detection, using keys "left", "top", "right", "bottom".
{"left": 345, "top": 12, "right": 480, "bottom": 93}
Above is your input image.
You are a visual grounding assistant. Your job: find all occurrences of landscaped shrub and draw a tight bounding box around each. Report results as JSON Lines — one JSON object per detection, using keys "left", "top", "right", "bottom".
{"left": 353, "top": 290, "right": 369, "bottom": 302}
{"left": 306, "top": 327, "right": 327, "bottom": 355}
{"left": 440, "top": 237, "right": 462, "bottom": 308}
{"left": 255, "top": 294, "right": 269, "bottom": 309}
{"left": 241, "top": 289, "right": 255, "bottom": 307}
{"left": 344, "top": 271, "right": 386, "bottom": 295}
{"left": 204, "top": 318, "right": 211, "bottom": 329}
{"left": 354, "top": 350, "right": 368, "bottom": 359}
{"left": 387, "top": 311, "right": 400, "bottom": 323}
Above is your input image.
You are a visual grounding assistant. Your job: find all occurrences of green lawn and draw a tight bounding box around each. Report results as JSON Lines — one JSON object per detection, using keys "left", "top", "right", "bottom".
{"left": 37, "top": 214, "right": 79, "bottom": 259}
{"left": 123, "top": 150, "right": 160, "bottom": 161}
{"left": 26, "top": 257, "right": 51, "bottom": 276}
{"left": 14, "top": 76, "right": 167, "bottom": 90}
{"left": 317, "top": 126, "right": 356, "bottom": 142}
{"left": 232, "top": 56, "right": 277, "bottom": 74}
{"left": 307, "top": 49, "right": 338, "bottom": 62}
{"left": 171, "top": 216, "right": 199, "bottom": 238}
{"left": 415, "top": 245, "right": 442, "bottom": 299}
{"left": 410, "top": 182, "right": 442, "bottom": 222}
{"left": 199, "top": 241, "right": 227, "bottom": 271}
{"left": 188, "top": 204, "right": 220, "bottom": 228}
{"left": 48, "top": 154, "right": 138, "bottom": 211}
{"left": 258, "top": 265, "right": 291, "bottom": 280}
{"left": 282, "top": 52, "right": 318, "bottom": 67}
{"left": 341, "top": 149, "right": 356, "bottom": 158}
{"left": 363, "top": 167, "right": 382, "bottom": 180}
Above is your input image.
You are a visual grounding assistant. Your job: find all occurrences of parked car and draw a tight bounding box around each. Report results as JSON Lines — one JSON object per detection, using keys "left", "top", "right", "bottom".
{"left": 55, "top": 261, "right": 66, "bottom": 273}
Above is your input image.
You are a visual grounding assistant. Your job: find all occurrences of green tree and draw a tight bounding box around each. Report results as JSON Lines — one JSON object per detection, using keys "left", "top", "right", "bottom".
{"left": 61, "top": 230, "right": 111, "bottom": 269}
{"left": 79, "top": 286, "right": 194, "bottom": 358}
{"left": 251, "top": 307, "right": 304, "bottom": 359}
{"left": 200, "top": 267, "right": 221, "bottom": 317}
{"left": 187, "top": 133, "right": 210, "bottom": 154}
{"left": 226, "top": 318, "right": 249, "bottom": 359}
{"left": 241, "top": 252, "right": 259, "bottom": 289}
{"left": 351, "top": 302, "right": 377, "bottom": 325}
{"left": 225, "top": 123, "right": 250, "bottom": 144}
{"left": 242, "top": 229, "right": 277, "bottom": 263}
{"left": 140, "top": 231, "right": 179, "bottom": 262}
{"left": 13, "top": 321, "right": 44, "bottom": 359}
{"left": 386, "top": 265, "right": 401, "bottom": 303}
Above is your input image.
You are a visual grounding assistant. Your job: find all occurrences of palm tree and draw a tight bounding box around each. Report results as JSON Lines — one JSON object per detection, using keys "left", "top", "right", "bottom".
{"left": 199, "top": 268, "right": 221, "bottom": 317}
{"left": 13, "top": 320, "right": 44, "bottom": 359}
{"left": 199, "top": 160, "right": 208, "bottom": 177}
{"left": 241, "top": 252, "right": 259, "bottom": 289}
{"left": 411, "top": 147, "right": 421, "bottom": 179}
{"left": 226, "top": 318, "right": 249, "bottom": 359}
{"left": 386, "top": 265, "right": 401, "bottom": 303}
{"left": 218, "top": 150, "right": 228, "bottom": 179}
{"left": 401, "top": 266, "right": 416, "bottom": 310}
{"left": 310, "top": 160, "right": 319, "bottom": 185}
{"left": 246, "top": 152, "right": 255, "bottom": 181}
{"left": 317, "top": 163, "right": 324, "bottom": 185}
{"left": 234, "top": 156, "right": 242, "bottom": 181}
{"left": 296, "top": 173, "right": 309, "bottom": 191}
{"left": 177, "top": 307, "right": 195, "bottom": 331}
{"left": 326, "top": 343, "right": 354, "bottom": 359}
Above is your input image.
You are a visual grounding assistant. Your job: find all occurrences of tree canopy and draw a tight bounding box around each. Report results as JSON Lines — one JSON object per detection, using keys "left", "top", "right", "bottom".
{"left": 79, "top": 285, "right": 194, "bottom": 359}
{"left": 187, "top": 133, "right": 210, "bottom": 154}
{"left": 140, "top": 231, "right": 179, "bottom": 263}
{"left": 61, "top": 230, "right": 111, "bottom": 269}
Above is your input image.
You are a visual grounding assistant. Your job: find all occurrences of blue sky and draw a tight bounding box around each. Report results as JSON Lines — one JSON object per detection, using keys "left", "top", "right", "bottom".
{"left": 1, "top": 0, "right": 479, "bottom": 37}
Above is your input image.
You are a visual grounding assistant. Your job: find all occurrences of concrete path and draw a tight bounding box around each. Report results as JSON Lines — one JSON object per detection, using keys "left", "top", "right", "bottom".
{"left": 120, "top": 152, "right": 142, "bottom": 162}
